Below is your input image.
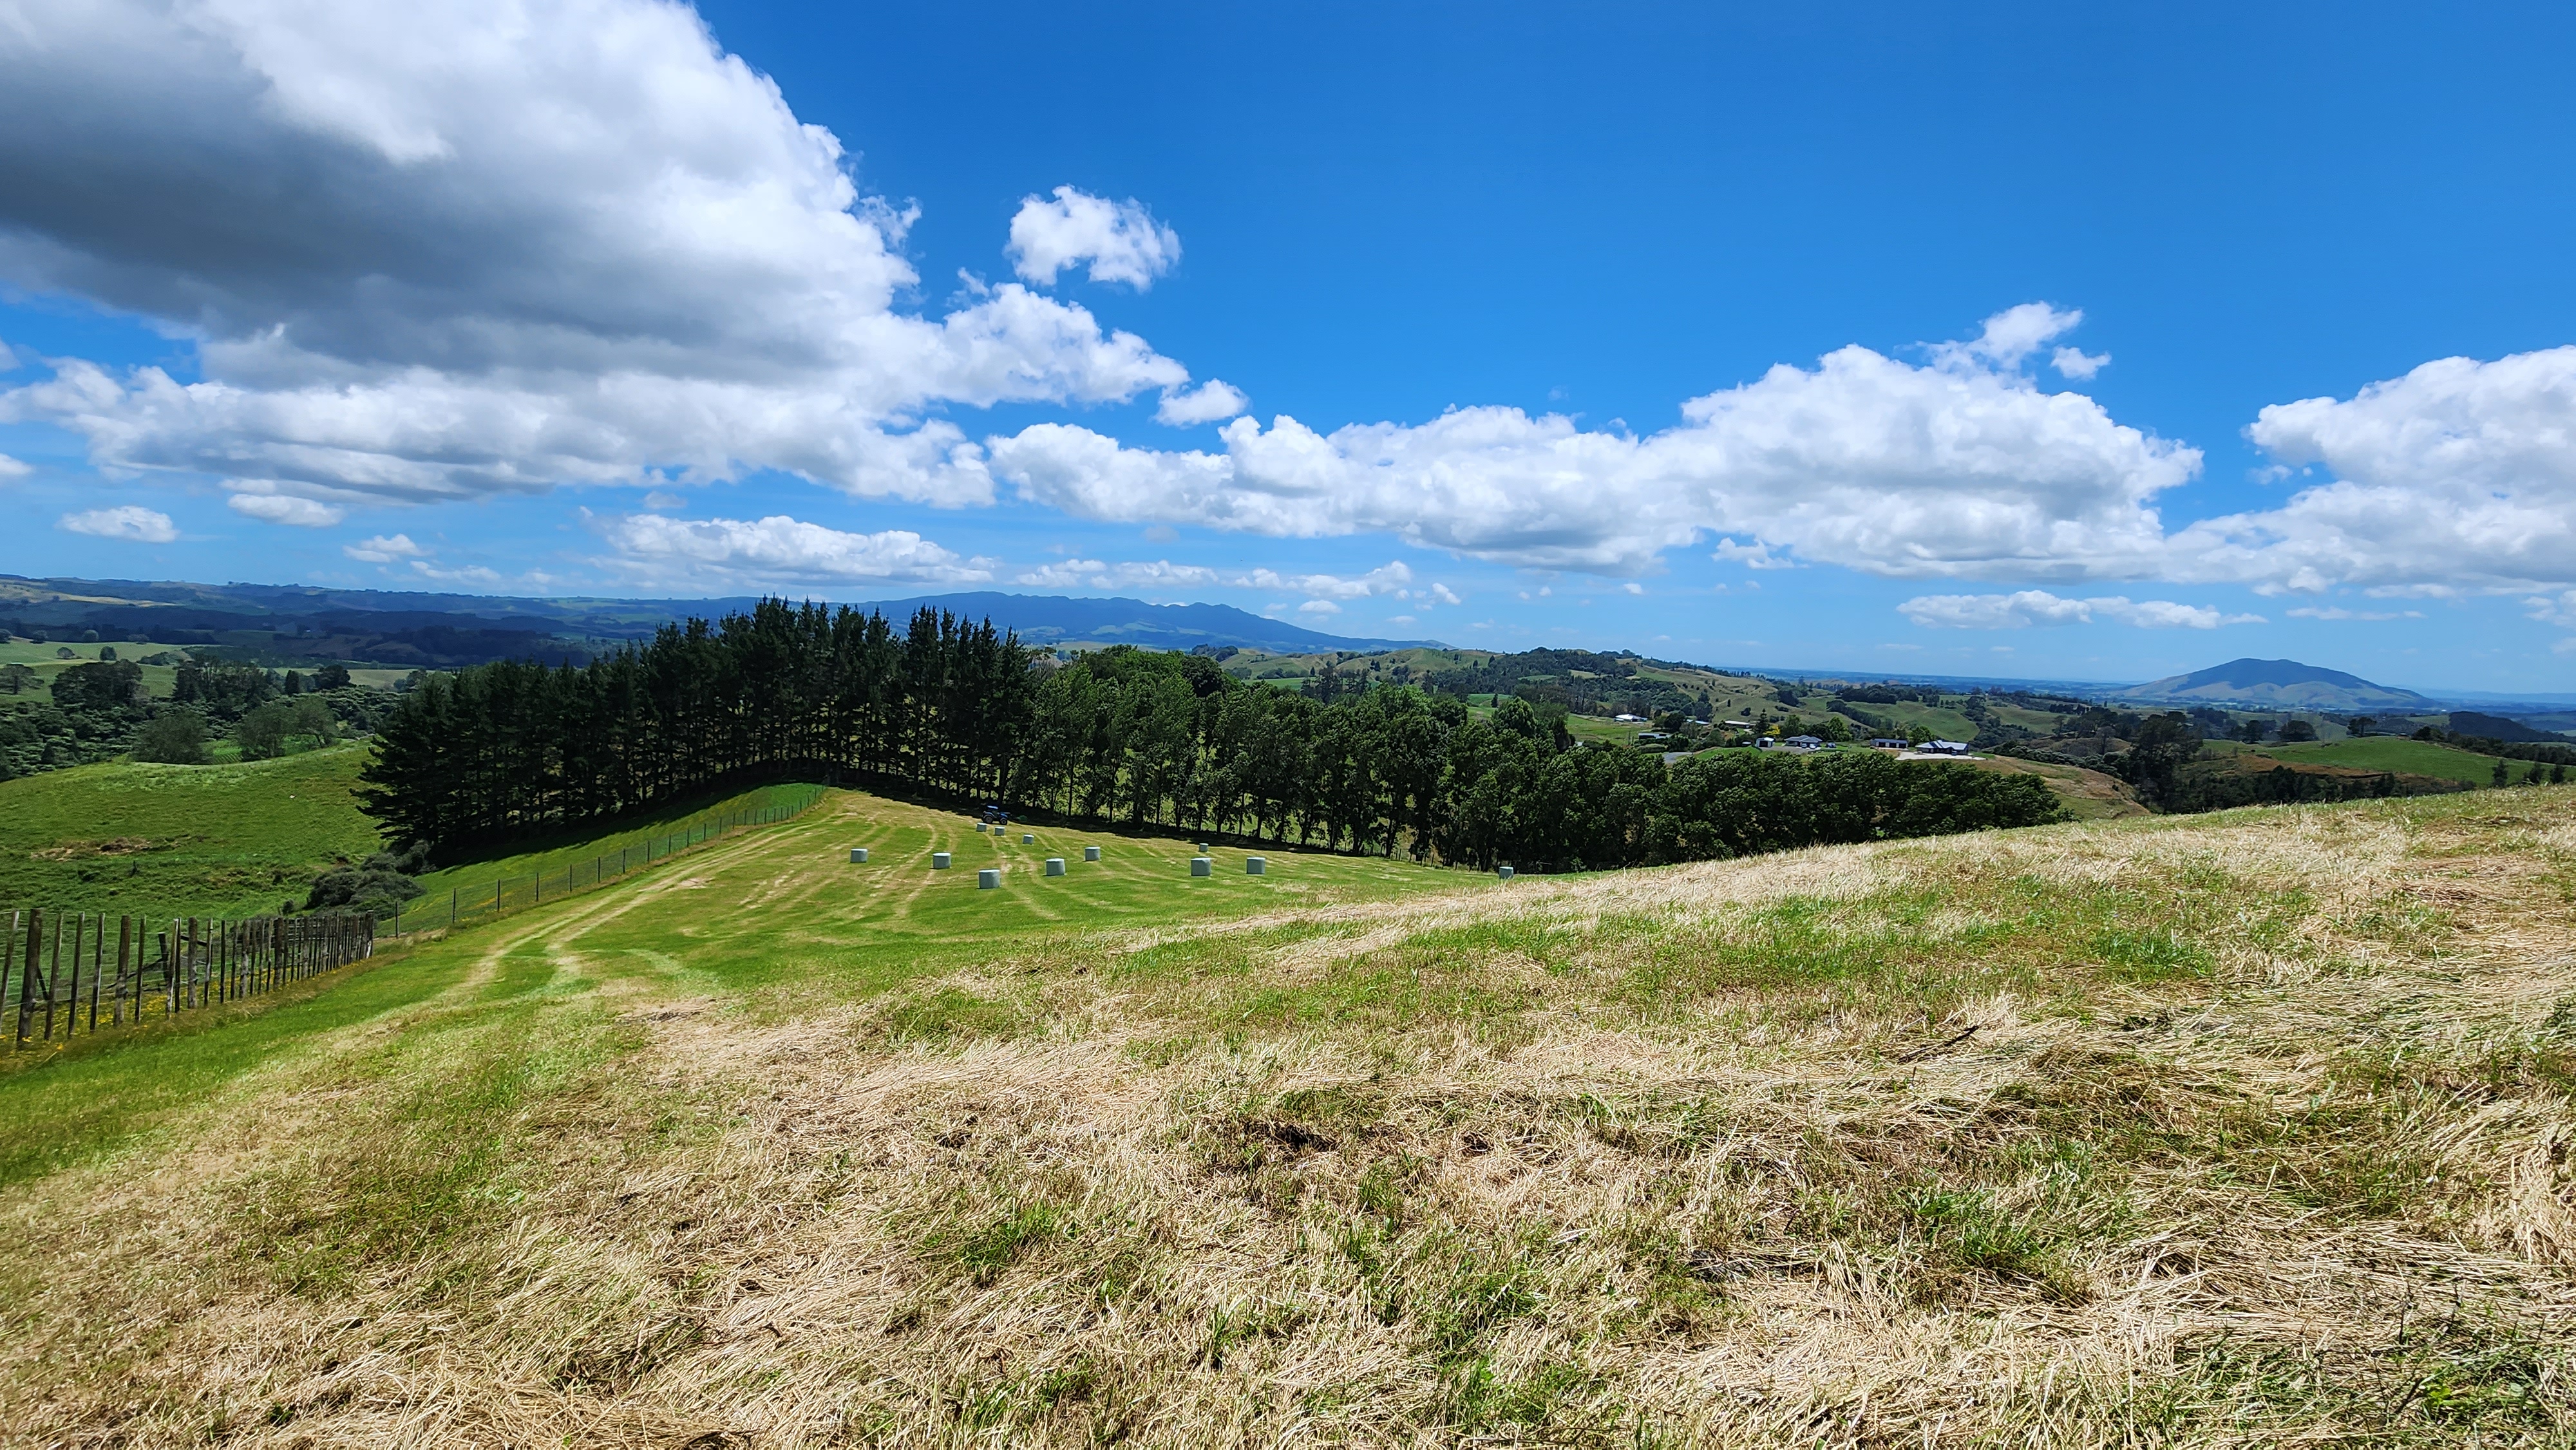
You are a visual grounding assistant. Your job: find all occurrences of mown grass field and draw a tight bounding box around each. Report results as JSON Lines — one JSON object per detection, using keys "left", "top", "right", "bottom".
{"left": 5, "top": 786, "right": 2575, "bottom": 1445}
{"left": 0, "top": 744, "right": 386, "bottom": 918}
{"left": 408, "top": 780, "right": 830, "bottom": 914}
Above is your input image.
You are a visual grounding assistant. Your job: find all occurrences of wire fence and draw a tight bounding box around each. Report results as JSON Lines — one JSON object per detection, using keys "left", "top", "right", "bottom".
{"left": 387, "top": 785, "right": 827, "bottom": 938}
{"left": 2, "top": 787, "right": 828, "bottom": 1051}
{"left": 7, "top": 909, "right": 375, "bottom": 1050}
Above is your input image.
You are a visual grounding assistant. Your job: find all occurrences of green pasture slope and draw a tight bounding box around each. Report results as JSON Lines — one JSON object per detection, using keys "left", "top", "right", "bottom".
{"left": 0, "top": 744, "right": 385, "bottom": 918}
{"left": 2228, "top": 735, "right": 2505, "bottom": 787}
{"left": 407, "top": 780, "right": 826, "bottom": 910}
{"left": 0, "top": 788, "right": 1473, "bottom": 1189}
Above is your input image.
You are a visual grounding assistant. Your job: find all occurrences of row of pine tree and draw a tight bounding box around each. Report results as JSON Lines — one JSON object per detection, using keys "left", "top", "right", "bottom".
{"left": 357, "top": 599, "right": 2061, "bottom": 870}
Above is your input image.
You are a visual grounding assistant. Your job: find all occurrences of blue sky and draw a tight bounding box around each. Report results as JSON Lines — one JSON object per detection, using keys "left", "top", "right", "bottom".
{"left": 5, "top": 2, "right": 2575, "bottom": 692}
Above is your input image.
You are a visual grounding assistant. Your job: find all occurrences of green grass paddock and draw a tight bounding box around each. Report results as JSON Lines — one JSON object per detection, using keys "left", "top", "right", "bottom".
{"left": 0, "top": 744, "right": 385, "bottom": 918}
{"left": 2226, "top": 736, "right": 2505, "bottom": 786}
{"left": 0, "top": 787, "right": 1478, "bottom": 1189}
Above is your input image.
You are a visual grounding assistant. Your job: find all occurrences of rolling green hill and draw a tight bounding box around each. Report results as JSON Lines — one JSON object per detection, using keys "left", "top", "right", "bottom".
{"left": 0, "top": 744, "right": 386, "bottom": 918}
{"left": 2219, "top": 735, "right": 2505, "bottom": 787}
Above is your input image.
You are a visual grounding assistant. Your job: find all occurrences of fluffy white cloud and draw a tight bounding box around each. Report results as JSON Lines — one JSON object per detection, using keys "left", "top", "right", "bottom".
{"left": 0, "top": 0, "right": 1197, "bottom": 507}
{"left": 2526, "top": 591, "right": 2576, "bottom": 629}
{"left": 1898, "top": 589, "right": 2260, "bottom": 630}
{"left": 1012, "top": 556, "right": 1416, "bottom": 601}
{"left": 1298, "top": 599, "right": 1340, "bottom": 616}
{"left": 1930, "top": 303, "right": 2085, "bottom": 371}
{"left": 2190, "top": 346, "right": 2576, "bottom": 594}
{"left": 343, "top": 533, "right": 425, "bottom": 562}
{"left": 1712, "top": 538, "right": 1792, "bottom": 569}
{"left": 1267, "top": 561, "right": 1411, "bottom": 599}
{"left": 0, "top": 452, "right": 28, "bottom": 480}
{"left": 1008, "top": 187, "right": 1182, "bottom": 290}
{"left": 2051, "top": 346, "right": 2109, "bottom": 381}
{"left": 2285, "top": 605, "right": 2425, "bottom": 621}
{"left": 599, "top": 513, "right": 994, "bottom": 585}
{"left": 990, "top": 307, "right": 2199, "bottom": 577}
{"left": 1014, "top": 558, "right": 1216, "bottom": 591}
{"left": 410, "top": 560, "right": 500, "bottom": 584}
{"left": 1154, "top": 379, "right": 1249, "bottom": 426}
{"left": 227, "top": 489, "right": 345, "bottom": 526}
{"left": 59, "top": 505, "right": 176, "bottom": 542}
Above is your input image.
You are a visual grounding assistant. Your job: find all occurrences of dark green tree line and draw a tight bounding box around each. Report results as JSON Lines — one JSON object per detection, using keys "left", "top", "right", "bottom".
{"left": 358, "top": 601, "right": 2064, "bottom": 867}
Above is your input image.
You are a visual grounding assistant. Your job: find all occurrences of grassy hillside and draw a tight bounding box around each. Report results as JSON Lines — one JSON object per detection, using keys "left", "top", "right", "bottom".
{"left": 0, "top": 744, "right": 386, "bottom": 917}
{"left": 6, "top": 786, "right": 2573, "bottom": 1444}
{"left": 1954, "top": 752, "right": 2148, "bottom": 819}
{"left": 2231, "top": 735, "right": 2510, "bottom": 786}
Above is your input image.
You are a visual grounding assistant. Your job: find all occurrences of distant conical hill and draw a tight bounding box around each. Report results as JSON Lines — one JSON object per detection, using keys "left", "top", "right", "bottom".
{"left": 2112, "top": 657, "right": 2432, "bottom": 711}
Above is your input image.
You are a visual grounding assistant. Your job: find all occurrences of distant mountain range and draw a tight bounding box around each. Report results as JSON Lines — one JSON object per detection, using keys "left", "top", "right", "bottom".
{"left": 0, "top": 575, "right": 1437, "bottom": 665}
{"left": 8, "top": 575, "right": 2566, "bottom": 724}
{"left": 2111, "top": 657, "right": 2434, "bottom": 711}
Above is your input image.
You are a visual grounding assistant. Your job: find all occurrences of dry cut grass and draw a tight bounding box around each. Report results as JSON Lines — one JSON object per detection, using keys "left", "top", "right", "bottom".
{"left": 5, "top": 789, "right": 2576, "bottom": 1446}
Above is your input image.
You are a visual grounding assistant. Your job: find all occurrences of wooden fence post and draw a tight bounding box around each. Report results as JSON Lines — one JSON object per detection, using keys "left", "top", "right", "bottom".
{"left": 64, "top": 914, "right": 82, "bottom": 1038}
{"left": 10, "top": 909, "right": 32, "bottom": 1046}
{"left": 113, "top": 916, "right": 131, "bottom": 1026}
{"left": 43, "top": 910, "right": 62, "bottom": 1040}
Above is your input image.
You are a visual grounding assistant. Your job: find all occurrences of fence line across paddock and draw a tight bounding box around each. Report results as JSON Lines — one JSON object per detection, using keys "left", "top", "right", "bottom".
{"left": 5, "top": 908, "right": 375, "bottom": 1050}
{"left": 384, "top": 786, "right": 827, "bottom": 939}
{"left": 3, "top": 787, "right": 828, "bottom": 1052}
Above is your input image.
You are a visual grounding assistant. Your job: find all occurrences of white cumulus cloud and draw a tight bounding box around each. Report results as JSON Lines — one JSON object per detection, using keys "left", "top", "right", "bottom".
{"left": 344, "top": 532, "right": 426, "bottom": 562}
{"left": 0, "top": 452, "right": 29, "bottom": 480}
{"left": 989, "top": 306, "right": 2200, "bottom": 578}
{"left": 59, "top": 505, "right": 176, "bottom": 542}
{"left": 2052, "top": 346, "right": 2110, "bottom": 381}
{"left": 1898, "top": 589, "right": 2260, "bottom": 630}
{"left": 1931, "top": 302, "right": 2085, "bottom": 371}
{"left": 2286, "top": 605, "right": 2425, "bottom": 621}
{"left": 1011, "top": 557, "right": 1415, "bottom": 601}
{"left": 0, "top": 0, "right": 1192, "bottom": 508}
{"left": 1007, "top": 186, "right": 1182, "bottom": 290}
{"left": 227, "top": 490, "right": 345, "bottom": 526}
{"left": 1154, "top": 379, "right": 1248, "bottom": 426}
{"left": 2188, "top": 346, "right": 2576, "bottom": 594}
{"left": 2526, "top": 591, "right": 2576, "bottom": 629}
{"left": 600, "top": 513, "right": 994, "bottom": 586}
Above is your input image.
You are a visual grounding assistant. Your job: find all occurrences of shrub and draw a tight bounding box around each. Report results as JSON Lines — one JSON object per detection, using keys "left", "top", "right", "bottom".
{"left": 236, "top": 701, "right": 294, "bottom": 760}
{"left": 133, "top": 709, "right": 209, "bottom": 765}
{"left": 303, "top": 843, "right": 431, "bottom": 915}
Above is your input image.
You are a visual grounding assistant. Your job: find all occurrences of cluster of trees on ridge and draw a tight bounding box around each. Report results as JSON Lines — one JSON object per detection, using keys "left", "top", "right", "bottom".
{"left": 357, "top": 599, "right": 2062, "bottom": 871}
{"left": 0, "top": 651, "right": 387, "bottom": 778}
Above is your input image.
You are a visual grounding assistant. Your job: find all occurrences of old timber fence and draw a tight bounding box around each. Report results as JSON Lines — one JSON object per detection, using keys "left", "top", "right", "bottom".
{"left": 8, "top": 909, "right": 375, "bottom": 1049}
